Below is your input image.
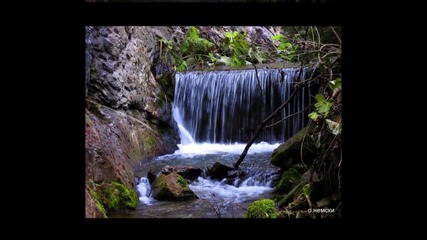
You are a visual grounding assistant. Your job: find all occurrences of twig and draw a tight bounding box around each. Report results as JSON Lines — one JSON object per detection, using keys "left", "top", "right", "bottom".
{"left": 330, "top": 26, "right": 342, "bottom": 44}
{"left": 265, "top": 104, "right": 313, "bottom": 129}
{"left": 234, "top": 203, "right": 248, "bottom": 211}
{"left": 204, "top": 198, "right": 222, "bottom": 219}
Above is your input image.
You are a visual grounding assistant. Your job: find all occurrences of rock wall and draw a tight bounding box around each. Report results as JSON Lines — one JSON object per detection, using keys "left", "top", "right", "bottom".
{"left": 85, "top": 26, "right": 181, "bottom": 217}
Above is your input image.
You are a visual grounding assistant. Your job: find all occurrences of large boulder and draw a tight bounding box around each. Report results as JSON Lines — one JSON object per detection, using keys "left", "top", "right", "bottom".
{"left": 153, "top": 173, "right": 198, "bottom": 200}
{"left": 271, "top": 127, "right": 316, "bottom": 169}
{"left": 161, "top": 165, "right": 203, "bottom": 181}
{"left": 207, "top": 162, "right": 235, "bottom": 180}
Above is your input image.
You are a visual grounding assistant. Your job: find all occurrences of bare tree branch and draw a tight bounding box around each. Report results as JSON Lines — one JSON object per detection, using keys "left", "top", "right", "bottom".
{"left": 233, "top": 84, "right": 305, "bottom": 169}
{"left": 265, "top": 104, "right": 313, "bottom": 129}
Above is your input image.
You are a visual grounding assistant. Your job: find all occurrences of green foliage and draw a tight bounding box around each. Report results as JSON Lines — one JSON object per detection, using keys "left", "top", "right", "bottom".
{"left": 308, "top": 112, "right": 320, "bottom": 121}
{"left": 314, "top": 94, "right": 333, "bottom": 117}
{"left": 223, "top": 31, "right": 250, "bottom": 66}
{"left": 271, "top": 33, "right": 297, "bottom": 61}
{"left": 244, "top": 199, "right": 278, "bottom": 218}
{"left": 181, "top": 27, "right": 214, "bottom": 56}
{"left": 275, "top": 167, "right": 302, "bottom": 193}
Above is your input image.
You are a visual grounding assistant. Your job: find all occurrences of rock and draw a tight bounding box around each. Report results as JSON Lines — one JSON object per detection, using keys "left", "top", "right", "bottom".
{"left": 275, "top": 164, "right": 305, "bottom": 193}
{"left": 207, "top": 162, "right": 235, "bottom": 180}
{"left": 147, "top": 169, "right": 156, "bottom": 184}
{"left": 85, "top": 185, "right": 107, "bottom": 218}
{"left": 161, "top": 165, "right": 202, "bottom": 181}
{"left": 153, "top": 173, "right": 198, "bottom": 201}
{"left": 271, "top": 127, "right": 316, "bottom": 169}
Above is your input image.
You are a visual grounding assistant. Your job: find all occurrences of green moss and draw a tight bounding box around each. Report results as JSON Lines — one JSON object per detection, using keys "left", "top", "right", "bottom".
{"left": 148, "top": 135, "right": 157, "bottom": 146}
{"left": 275, "top": 167, "right": 302, "bottom": 193}
{"left": 244, "top": 199, "right": 278, "bottom": 218}
{"left": 101, "top": 182, "right": 138, "bottom": 212}
{"left": 278, "top": 183, "right": 304, "bottom": 208}
{"left": 176, "top": 175, "right": 188, "bottom": 188}
{"left": 89, "top": 188, "right": 107, "bottom": 218}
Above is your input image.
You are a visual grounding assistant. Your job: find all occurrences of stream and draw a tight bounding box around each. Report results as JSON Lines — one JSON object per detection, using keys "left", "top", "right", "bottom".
{"left": 110, "top": 142, "right": 280, "bottom": 218}
{"left": 110, "top": 68, "right": 310, "bottom": 218}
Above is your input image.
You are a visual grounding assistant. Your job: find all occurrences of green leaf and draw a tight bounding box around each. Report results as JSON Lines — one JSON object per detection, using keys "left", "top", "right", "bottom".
{"left": 314, "top": 94, "right": 326, "bottom": 102}
{"left": 187, "top": 26, "right": 199, "bottom": 39}
{"left": 317, "top": 101, "right": 332, "bottom": 115}
{"left": 308, "top": 112, "right": 319, "bottom": 121}
{"left": 225, "top": 31, "right": 239, "bottom": 43}
{"left": 176, "top": 60, "right": 187, "bottom": 71}
{"left": 271, "top": 34, "right": 285, "bottom": 41}
{"left": 325, "top": 119, "right": 341, "bottom": 135}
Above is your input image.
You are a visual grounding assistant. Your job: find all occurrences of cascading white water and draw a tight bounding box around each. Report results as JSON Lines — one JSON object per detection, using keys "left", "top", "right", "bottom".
{"left": 131, "top": 68, "right": 314, "bottom": 217}
{"left": 173, "top": 67, "right": 312, "bottom": 144}
{"left": 136, "top": 177, "right": 154, "bottom": 205}
{"left": 172, "top": 105, "right": 196, "bottom": 145}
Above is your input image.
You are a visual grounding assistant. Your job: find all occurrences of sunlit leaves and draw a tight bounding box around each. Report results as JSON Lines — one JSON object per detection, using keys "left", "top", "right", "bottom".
{"left": 271, "top": 34, "right": 297, "bottom": 61}
{"left": 308, "top": 112, "right": 320, "bottom": 121}
{"left": 314, "top": 94, "right": 332, "bottom": 117}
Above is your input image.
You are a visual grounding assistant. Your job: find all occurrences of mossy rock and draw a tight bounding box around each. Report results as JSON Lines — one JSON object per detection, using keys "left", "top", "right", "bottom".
{"left": 271, "top": 127, "right": 316, "bottom": 169}
{"left": 278, "top": 183, "right": 304, "bottom": 208}
{"left": 244, "top": 199, "right": 279, "bottom": 218}
{"left": 275, "top": 165, "right": 304, "bottom": 193}
{"left": 153, "top": 172, "right": 197, "bottom": 201}
{"left": 98, "top": 181, "right": 138, "bottom": 212}
{"left": 87, "top": 186, "right": 107, "bottom": 218}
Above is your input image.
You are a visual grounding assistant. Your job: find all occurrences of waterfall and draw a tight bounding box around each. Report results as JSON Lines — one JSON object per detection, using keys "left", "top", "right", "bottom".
{"left": 173, "top": 68, "right": 312, "bottom": 144}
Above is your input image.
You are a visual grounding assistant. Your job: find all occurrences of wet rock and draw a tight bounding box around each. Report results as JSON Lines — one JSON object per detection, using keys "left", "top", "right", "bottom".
{"left": 161, "top": 165, "right": 203, "bottom": 181}
{"left": 153, "top": 173, "right": 198, "bottom": 201}
{"left": 207, "top": 162, "right": 235, "bottom": 180}
{"left": 147, "top": 169, "right": 156, "bottom": 184}
{"left": 271, "top": 127, "right": 316, "bottom": 169}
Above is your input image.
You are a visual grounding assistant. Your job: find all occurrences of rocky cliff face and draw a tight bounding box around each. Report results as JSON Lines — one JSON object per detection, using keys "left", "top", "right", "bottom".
{"left": 85, "top": 26, "right": 279, "bottom": 217}
{"left": 85, "top": 26, "right": 181, "bottom": 217}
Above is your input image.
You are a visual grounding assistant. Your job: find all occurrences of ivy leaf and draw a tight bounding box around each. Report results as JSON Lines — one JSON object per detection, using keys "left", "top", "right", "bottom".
{"left": 308, "top": 112, "right": 319, "bottom": 121}
{"left": 315, "top": 94, "right": 326, "bottom": 102}
{"left": 325, "top": 119, "right": 341, "bottom": 135}
{"left": 317, "top": 101, "right": 332, "bottom": 115}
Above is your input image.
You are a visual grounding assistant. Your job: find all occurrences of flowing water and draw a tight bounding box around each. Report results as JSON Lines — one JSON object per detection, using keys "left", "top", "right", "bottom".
{"left": 110, "top": 68, "right": 312, "bottom": 218}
